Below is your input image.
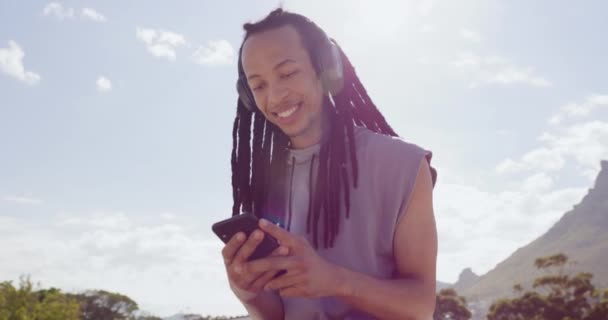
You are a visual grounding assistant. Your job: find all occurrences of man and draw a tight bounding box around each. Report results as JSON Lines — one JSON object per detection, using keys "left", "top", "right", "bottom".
{"left": 221, "top": 8, "right": 438, "bottom": 320}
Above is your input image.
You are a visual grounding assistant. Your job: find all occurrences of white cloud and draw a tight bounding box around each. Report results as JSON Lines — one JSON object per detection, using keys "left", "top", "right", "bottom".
{"left": 465, "top": 94, "right": 608, "bottom": 282}
{"left": 452, "top": 52, "right": 551, "bottom": 88}
{"left": 160, "top": 212, "right": 176, "bottom": 220}
{"left": 96, "top": 76, "right": 112, "bottom": 92}
{"left": 136, "top": 28, "right": 156, "bottom": 44}
{"left": 497, "top": 123, "right": 607, "bottom": 178}
{"left": 548, "top": 114, "right": 563, "bottom": 126}
{"left": 81, "top": 8, "right": 106, "bottom": 22}
{"left": 521, "top": 147, "right": 566, "bottom": 172}
{"left": 136, "top": 27, "right": 187, "bottom": 61}
{"left": 451, "top": 51, "right": 480, "bottom": 68}
{"left": 0, "top": 216, "right": 19, "bottom": 232}
{"left": 541, "top": 121, "right": 608, "bottom": 179}
{"left": 488, "top": 66, "right": 551, "bottom": 87}
{"left": 0, "top": 41, "right": 41, "bottom": 85}
{"left": 0, "top": 211, "right": 240, "bottom": 317}
{"left": 496, "top": 150, "right": 563, "bottom": 176}
{"left": 42, "top": 2, "right": 75, "bottom": 20}
{"left": 496, "top": 95, "right": 608, "bottom": 182}
{"left": 2, "top": 195, "right": 42, "bottom": 205}
{"left": 459, "top": 28, "right": 481, "bottom": 42}
{"left": 435, "top": 179, "right": 587, "bottom": 282}
{"left": 419, "top": 24, "right": 435, "bottom": 33}
{"left": 417, "top": 0, "right": 435, "bottom": 16}
{"left": 549, "top": 94, "right": 608, "bottom": 126}
{"left": 522, "top": 172, "right": 554, "bottom": 192}
{"left": 192, "top": 40, "right": 234, "bottom": 66}
{"left": 495, "top": 158, "right": 525, "bottom": 175}
{"left": 156, "top": 32, "right": 185, "bottom": 47}
{"left": 43, "top": 3, "right": 106, "bottom": 22}
{"left": 58, "top": 211, "right": 130, "bottom": 230}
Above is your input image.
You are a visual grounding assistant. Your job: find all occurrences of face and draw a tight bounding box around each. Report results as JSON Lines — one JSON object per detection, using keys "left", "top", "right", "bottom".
{"left": 241, "top": 24, "right": 325, "bottom": 149}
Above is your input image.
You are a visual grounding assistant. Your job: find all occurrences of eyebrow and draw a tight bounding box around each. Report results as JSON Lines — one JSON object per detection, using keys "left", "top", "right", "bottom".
{"left": 247, "top": 59, "right": 296, "bottom": 81}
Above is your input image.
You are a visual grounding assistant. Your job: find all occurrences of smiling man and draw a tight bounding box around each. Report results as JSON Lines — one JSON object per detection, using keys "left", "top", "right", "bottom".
{"left": 220, "top": 8, "right": 438, "bottom": 320}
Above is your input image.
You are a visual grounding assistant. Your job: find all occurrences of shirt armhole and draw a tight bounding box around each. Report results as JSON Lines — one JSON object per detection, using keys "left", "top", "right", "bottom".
{"left": 391, "top": 150, "right": 437, "bottom": 262}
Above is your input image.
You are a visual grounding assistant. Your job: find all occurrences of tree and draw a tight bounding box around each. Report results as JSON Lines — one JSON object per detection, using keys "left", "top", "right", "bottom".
{"left": 0, "top": 275, "right": 80, "bottom": 320}
{"left": 433, "top": 288, "right": 472, "bottom": 320}
{"left": 136, "top": 315, "right": 162, "bottom": 320}
{"left": 487, "top": 253, "right": 608, "bottom": 320}
{"left": 68, "top": 289, "right": 139, "bottom": 320}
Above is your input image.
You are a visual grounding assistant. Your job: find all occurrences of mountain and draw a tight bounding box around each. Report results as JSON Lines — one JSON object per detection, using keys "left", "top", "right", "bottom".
{"left": 462, "top": 160, "right": 608, "bottom": 300}
{"left": 453, "top": 268, "right": 480, "bottom": 293}
{"left": 436, "top": 280, "right": 453, "bottom": 291}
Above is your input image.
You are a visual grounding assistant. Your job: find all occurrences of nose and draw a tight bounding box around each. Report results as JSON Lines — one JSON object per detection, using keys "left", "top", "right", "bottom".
{"left": 268, "top": 82, "right": 289, "bottom": 110}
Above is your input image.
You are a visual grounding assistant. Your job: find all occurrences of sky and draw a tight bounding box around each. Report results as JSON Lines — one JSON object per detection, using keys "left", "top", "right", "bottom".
{"left": 1, "top": 0, "right": 608, "bottom": 317}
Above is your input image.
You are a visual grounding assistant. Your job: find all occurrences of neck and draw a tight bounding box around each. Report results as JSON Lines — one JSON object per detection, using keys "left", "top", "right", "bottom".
{"left": 289, "top": 106, "right": 331, "bottom": 150}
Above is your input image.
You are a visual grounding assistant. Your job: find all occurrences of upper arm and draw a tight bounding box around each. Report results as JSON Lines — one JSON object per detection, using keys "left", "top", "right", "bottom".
{"left": 393, "top": 157, "right": 437, "bottom": 290}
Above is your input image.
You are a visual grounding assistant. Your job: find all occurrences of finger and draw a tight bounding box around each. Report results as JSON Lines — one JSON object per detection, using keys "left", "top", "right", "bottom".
{"left": 249, "top": 270, "right": 279, "bottom": 292}
{"left": 269, "top": 244, "right": 289, "bottom": 257}
{"left": 231, "top": 263, "right": 266, "bottom": 291}
{"left": 259, "top": 218, "right": 297, "bottom": 247}
{"left": 236, "top": 245, "right": 288, "bottom": 291}
{"left": 265, "top": 273, "right": 304, "bottom": 291}
{"left": 279, "top": 286, "right": 305, "bottom": 298}
{"left": 248, "top": 246, "right": 290, "bottom": 291}
{"left": 231, "top": 236, "right": 286, "bottom": 287}
{"left": 246, "top": 255, "right": 296, "bottom": 274}
{"left": 221, "top": 232, "right": 246, "bottom": 266}
{"left": 233, "top": 229, "right": 264, "bottom": 264}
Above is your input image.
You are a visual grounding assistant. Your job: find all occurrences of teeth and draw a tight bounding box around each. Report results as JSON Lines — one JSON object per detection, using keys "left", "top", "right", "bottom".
{"left": 278, "top": 105, "right": 298, "bottom": 118}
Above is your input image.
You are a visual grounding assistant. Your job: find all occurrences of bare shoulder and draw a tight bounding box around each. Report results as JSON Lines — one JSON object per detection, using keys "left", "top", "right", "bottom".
{"left": 393, "top": 155, "right": 437, "bottom": 282}
{"left": 354, "top": 126, "right": 431, "bottom": 163}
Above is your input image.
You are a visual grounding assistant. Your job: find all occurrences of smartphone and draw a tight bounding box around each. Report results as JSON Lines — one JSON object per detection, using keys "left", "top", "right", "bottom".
{"left": 212, "top": 212, "right": 280, "bottom": 261}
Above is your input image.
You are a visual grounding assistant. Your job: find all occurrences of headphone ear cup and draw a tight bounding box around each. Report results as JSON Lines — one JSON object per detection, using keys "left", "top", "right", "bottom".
{"left": 236, "top": 78, "right": 256, "bottom": 111}
{"left": 318, "top": 40, "right": 344, "bottom": 96}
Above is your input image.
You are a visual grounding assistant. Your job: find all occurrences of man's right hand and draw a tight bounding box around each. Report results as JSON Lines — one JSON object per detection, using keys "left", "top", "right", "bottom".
{"left": 222, "top": 229, "right": 289, "bottom": 302}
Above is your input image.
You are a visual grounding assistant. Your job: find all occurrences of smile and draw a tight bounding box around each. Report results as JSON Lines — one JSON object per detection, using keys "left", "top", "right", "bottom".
{"left": 274, "top": 102, "right": 302, "bottom": 120}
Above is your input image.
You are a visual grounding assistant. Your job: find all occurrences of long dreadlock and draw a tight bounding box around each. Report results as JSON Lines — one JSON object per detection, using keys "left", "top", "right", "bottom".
{"left": 231, "top": 8, "right": 397, "bottom": 249}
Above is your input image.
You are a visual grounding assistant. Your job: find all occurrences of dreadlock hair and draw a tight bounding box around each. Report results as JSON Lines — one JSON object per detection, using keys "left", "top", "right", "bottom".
{"left": 231, "top": 8, "right": 398, "bottom": 249}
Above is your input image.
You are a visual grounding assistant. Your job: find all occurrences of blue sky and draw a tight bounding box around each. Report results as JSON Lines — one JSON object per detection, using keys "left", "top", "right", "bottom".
{"left": 1, "top": 0, "right": 607, "bottom": 317}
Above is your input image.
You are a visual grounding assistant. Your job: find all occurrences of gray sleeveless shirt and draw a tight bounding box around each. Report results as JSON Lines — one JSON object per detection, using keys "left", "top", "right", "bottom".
{"left": 261, "top": 126, "right": 437, "bottom": 320}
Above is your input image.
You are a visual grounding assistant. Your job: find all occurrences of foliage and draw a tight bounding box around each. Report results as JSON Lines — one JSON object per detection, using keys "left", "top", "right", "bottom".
{"left": 68, "top": 290, "right": 139, "bottom": 320}
{"left": 0, "top": 275, "right": 80, "bottom": 320}
{"left": 433, "top": 288, "right": 472, "bottom": 320}
{"left": 487, "top": 253, "right": 608, "bottom": 320}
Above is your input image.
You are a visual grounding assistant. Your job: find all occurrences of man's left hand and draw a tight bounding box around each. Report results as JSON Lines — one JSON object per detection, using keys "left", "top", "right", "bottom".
{"left": 236, "top": 218, "right": 345, "bottom": 298}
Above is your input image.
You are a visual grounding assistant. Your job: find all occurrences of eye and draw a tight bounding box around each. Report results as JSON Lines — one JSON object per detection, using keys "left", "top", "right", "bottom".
{"left": 281, "top": 70, "right": 298, "bottom": 79}
{"left": 251, "top": 82, "right": 266, "bottom": 92}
